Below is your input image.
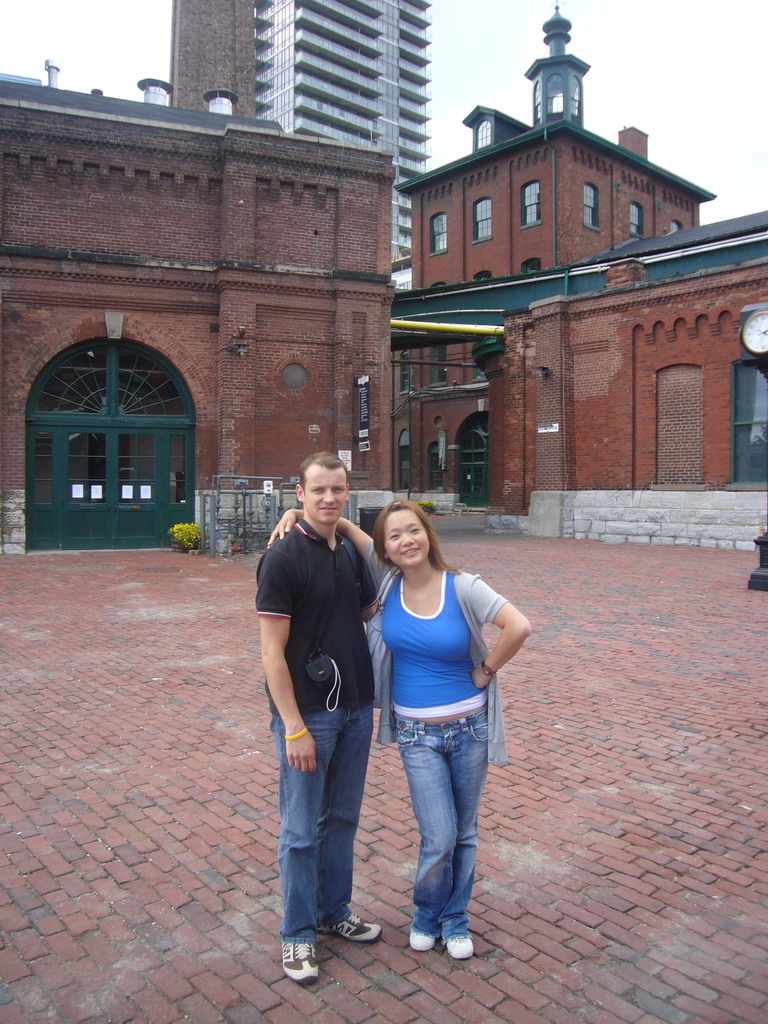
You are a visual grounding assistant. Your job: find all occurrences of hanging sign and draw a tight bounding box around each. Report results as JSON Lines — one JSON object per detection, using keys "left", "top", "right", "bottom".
{"left": 438, "top": 430, "right": 447, "bottom": 470}
{"left": 357, "top": 375, "right": 370, "bottom": 451}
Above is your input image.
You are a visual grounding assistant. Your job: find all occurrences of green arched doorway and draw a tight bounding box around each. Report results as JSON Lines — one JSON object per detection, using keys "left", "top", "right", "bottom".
{"left": 458, "top": 412, "right": 489, "bottom": 507}
{"left": 26, "top": 341, "right": 195, "bottom": 550}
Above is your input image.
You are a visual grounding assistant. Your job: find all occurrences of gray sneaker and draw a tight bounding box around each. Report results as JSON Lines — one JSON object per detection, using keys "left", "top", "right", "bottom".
{"left": 318, "top": 912, "right": 382, "bottom": 943}
{"left": 281, "top": 941, "right": 318, "bottom": 984}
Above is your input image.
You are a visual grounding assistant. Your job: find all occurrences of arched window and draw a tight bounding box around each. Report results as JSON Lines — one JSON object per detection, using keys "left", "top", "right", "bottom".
{"left": 630, "top": 202, "right": 644, "bottom": 237}
{"left": 26, "top": 341, "right": 195, "bottom": 551}
{"left": 521, "top": 258, "right": 541, "bottom": 274}
{"left": 476, "top": 120, "right": 491, "bottom": 149}
{"left": 733, "top": 362, "right": 767, "bottom": 483}
{"left": 533, "top": 80, "right": 542, "bottom": 124}
{"left": 522, "top": 181, "right": 541, "bottom": 226}
{"left": 670, "top": 220, "right": 683, "bottom": 232}
{"left": 546, "top": 74, "right": 563, "bottom": 116}
{"left": 583, "top": 183, "right": 599, "bottom": 227}
{"left": 430, "top": 212, "right": 447, "bottom": 253}
{"left": 473, "top": 198, "right": 492, "bottom": 241}
{"left": 570, "top": 77, "right": 581, "bottom": 120}
{"left": 473, "top": 270, "right": 492, "bottom": 281}
{"left": 398, "top": 429, "right": 411, "bottom": 490}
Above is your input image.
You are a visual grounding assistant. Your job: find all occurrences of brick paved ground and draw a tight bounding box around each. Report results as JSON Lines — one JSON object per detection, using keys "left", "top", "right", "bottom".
{"left": 1, "top": 530, "right": 767, "bottom": 1024}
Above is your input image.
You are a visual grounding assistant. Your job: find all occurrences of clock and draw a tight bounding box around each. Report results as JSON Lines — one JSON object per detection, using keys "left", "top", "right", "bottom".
{"left": 741, "top": 306, "right": 768, "bottom": 358}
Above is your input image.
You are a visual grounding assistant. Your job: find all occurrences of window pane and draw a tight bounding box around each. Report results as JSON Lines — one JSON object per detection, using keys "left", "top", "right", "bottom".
{"left": 118, "top": 349, "right": 184, "bottom": 415}
{"left": 429, "top": 344, "right": 447, "bottom": 385}
{"left": 400, "top": 351, "right": 412, "bottom": 393}
{"left": 547, "top": 74, "right": 563, "bottom": 114}
{"left": 38, "top": 349, "right": 108, "bottom": 413}
{"left": 34, "top": 432, "right": 54, "bottom": 504}
{"left": 170, "top": 434, "right": 188, "bottom": 503}
{"left": 473, "top": 198, "right": 492, "bottom": 240}
{"left": 522, "top": 181, "right": 541, "bottom": 225}
{"left": 630, "top": 202, "right": 643, "bottom": 236}
{"left": 398, "top": 430, "right": 410, "bottom": 489}
{"left": 733, "top": 364, "right": 767, "bottom": 483}
{"left": 430, "top": 213, "right": 447, "bottom": 253}
{"left": 583, "top": 183, "right": 598, "bottom": 227}
{"left": 118, "top": 434, "right": 156, "bottom": 502}
{"left": 69, "top": 432, "right": 106, "bottom": 503}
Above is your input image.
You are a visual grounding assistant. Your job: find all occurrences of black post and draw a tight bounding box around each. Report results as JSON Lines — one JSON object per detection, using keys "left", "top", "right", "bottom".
{"left": 747, "top": 364, "right": 768, "bottom": 591}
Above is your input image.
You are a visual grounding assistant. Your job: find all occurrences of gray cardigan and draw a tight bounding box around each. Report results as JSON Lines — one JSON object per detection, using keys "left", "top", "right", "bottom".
{"left": 363, "top": 542, "right": 510, "bottom": 765}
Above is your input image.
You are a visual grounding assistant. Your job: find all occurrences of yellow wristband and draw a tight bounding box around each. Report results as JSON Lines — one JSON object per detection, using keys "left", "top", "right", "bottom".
{"left": 285, "top": 727, "right": 308, "bottom": 742}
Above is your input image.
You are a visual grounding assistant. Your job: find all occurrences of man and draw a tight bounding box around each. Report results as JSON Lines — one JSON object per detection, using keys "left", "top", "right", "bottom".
{"left": 256, "top": 452, "right": 381, "bottom": 984}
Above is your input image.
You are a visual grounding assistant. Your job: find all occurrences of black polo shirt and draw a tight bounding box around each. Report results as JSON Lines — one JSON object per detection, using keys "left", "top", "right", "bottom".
{"left": 256, "top": 521, "right": 376, "bottom": 713}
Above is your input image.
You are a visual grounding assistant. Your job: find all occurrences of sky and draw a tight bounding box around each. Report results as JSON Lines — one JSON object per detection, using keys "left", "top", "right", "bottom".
{"left": 2, "top": 0, "right": 767, "bottom": 225}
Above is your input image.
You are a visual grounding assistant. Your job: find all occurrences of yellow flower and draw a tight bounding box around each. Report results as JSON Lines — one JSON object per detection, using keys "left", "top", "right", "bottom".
{"left": 168, "top": 523, "right": 201, "bottom": 550}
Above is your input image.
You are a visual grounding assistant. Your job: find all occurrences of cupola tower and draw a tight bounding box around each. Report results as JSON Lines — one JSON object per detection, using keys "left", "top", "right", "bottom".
{"left": 525, "top": 6, "right": 590, "bottom": 127}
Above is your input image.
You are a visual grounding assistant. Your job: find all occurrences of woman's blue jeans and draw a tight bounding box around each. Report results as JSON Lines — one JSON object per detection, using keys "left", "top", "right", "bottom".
{"left": 271, "top": 704, "right": 373, "bottom": 942}
{"left": 395, "top": 707, "right": 488, "bottom": 941}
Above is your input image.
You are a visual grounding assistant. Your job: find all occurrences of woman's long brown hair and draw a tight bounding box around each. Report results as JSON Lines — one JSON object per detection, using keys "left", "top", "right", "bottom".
{"left": 371, "top": 499, "right": 460, "bottom": 573}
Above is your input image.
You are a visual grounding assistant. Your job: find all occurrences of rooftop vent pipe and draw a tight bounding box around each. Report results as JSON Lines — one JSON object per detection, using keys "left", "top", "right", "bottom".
{"left": 137, "top": 78, "right": 173, "bottom": 105}
{"left": 44, "top": 60, "right": 60, "bottom": 88}
{"left": 203, "top": 89, "right": 238, "bottom": 115}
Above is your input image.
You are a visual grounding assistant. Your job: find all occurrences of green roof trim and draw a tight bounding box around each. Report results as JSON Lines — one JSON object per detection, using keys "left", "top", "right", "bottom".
{"left": 396, "top": 120, "right": 715, "bottom": 202}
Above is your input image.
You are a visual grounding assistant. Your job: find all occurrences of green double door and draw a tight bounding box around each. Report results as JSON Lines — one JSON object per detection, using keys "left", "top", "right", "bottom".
{"left": 458, "top": 413, "right": 489, "bottom": 508}
{"left": 26, "top": 342, "right": 195, "bottom": 551}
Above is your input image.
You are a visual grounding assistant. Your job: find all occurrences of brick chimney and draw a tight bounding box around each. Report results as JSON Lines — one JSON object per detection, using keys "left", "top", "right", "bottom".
{"left": 618, "top": 127, "right": 648, "bottom": 160}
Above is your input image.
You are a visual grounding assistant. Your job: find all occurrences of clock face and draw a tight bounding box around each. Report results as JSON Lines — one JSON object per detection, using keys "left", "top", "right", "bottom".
{"left": 742, "top": 310, "right": 768, "bottom": 355}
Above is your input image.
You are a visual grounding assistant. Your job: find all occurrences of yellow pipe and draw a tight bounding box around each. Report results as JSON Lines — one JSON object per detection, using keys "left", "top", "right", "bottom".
{"left": 390, "top": 319, "right": 504, "bottom": 336}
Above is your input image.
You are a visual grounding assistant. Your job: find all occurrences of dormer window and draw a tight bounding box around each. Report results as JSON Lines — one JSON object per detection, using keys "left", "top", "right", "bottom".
{"left": 546, "top": 73, "right": 563, "bottom": 115}
{"left": 476, "top": 120, "right": 491, "bottom": 149}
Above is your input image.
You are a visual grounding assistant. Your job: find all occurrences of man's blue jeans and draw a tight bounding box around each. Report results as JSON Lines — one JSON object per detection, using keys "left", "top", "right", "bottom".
{"left": 271, "top": 704, "right": 373, "bottom": 942}
{"left": 395, "top": 707, "right": 489, "bottom": 941}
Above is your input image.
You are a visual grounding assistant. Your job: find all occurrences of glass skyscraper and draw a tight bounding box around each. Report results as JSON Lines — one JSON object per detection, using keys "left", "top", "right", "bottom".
{"left": 254, "top": 0, "right": 431, "bottom": 258}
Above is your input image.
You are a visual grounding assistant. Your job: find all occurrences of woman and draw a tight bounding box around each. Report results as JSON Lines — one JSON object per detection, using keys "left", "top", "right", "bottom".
{"left": 272, "top": 500, "right": 530, "bottom": 959}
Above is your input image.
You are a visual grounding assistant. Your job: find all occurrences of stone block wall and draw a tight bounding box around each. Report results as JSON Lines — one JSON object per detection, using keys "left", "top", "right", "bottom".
{"left": 509, "top": 489, "right": 766, "bottom": 550}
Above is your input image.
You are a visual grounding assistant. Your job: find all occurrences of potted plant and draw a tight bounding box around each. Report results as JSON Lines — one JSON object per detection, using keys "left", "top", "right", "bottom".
{"left": 168, "top": 522, "right": 201, "bottom": 552}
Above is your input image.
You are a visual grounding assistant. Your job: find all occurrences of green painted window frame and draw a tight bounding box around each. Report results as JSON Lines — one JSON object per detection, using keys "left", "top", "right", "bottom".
{"left": 430, "top": 212, "right": 447, "bottom": 254}
{"left": 522, "top": 181, "right": 541, "bottom": 226}
{"left": 473, "top": 197, "right": 492, "bottom": 241}
{"left": 732, "top": 361, "right": 767, "bottom": 484}
{"left": 630, "top": 201, "right": 644, "bottom": 237}
{"left": 583, "top": 182, "right": 599, "bottom": 227}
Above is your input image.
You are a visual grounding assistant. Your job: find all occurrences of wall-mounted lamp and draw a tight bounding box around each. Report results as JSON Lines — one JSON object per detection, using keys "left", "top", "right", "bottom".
{"left": 535, "top": 365, "right": 552, "bottom": 378}
{"left": 231, "top": 326, "right": 249, "bottom": 357}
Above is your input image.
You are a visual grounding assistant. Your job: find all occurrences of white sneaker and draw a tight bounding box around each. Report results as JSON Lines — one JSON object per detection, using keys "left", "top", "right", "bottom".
{"left": 281, "top": 942, "right": 318, "bottom": 984}
{"left": 446, "top": 935, "right": 474, "bottom": 959}
{"left": 409, "top": 929, "right": 436, "bottom": 951}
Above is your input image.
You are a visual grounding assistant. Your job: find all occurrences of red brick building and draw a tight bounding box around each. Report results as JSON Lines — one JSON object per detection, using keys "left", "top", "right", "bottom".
{"left": 400, "top": 9, "right": 714, "bottom": 290}
{"left": 393, "top": 215, "right": 768, "bottom": 547}
{"left": 390, "top": 10, "right": 767, "bottom": 549}
{"left": 0, "top": 79, "right": 394, "bottom": 552}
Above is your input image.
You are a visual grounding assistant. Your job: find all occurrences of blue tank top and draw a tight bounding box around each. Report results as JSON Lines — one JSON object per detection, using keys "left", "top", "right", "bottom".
{"left": 382, "top": 572, "right": 477, "bottom": 709}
